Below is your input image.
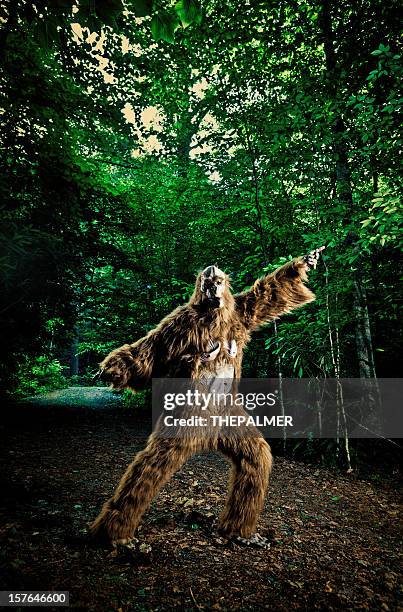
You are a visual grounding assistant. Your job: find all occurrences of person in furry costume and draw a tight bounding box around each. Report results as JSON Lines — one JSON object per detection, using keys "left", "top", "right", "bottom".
{"left": 90, "top": 248, "right": 324, "bottom": 548}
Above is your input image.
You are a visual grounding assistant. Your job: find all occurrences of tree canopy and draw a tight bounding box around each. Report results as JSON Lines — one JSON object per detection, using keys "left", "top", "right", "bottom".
{"left": 1, "top": 0, "right": 401, "bottom": 409}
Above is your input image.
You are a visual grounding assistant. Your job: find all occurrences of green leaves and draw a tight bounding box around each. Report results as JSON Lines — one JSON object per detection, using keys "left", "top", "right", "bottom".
{"left": 2, "top": 0, "right": 401, "bottom": 408}
{"left": 175, "top": 0, "right": 203, "bottom": 27}
{"left": 19, "top": 0, "right": 202, "bottom": 48}
{"left": 359, "top": 192, "right": 403, "bottom": 250}
{"left": 77, "top": 0, "right": 203, "bottom": 43}
{"left": 371, "top": 43, "right": 391, "bottom": 56}
{"left": 151, "top": 12, "right": 180, "bottom": 43}
{"left": 13, "top": 356, "right": 68, "bottom": 398}
{"left": 150, "top": 0, "right": 202, "bottom": 43}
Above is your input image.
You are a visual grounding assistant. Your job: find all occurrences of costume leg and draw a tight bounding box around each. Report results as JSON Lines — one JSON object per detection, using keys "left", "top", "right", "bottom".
{"left": 217, "top": 432, "right": 272, "bottom": 539}
{"left": 90, "top": 434, "right": 199, "bottom": 543}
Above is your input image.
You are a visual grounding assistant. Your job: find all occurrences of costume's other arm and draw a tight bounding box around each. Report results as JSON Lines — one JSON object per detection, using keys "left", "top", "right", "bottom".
{"left": 98, "top": 333, "right": 156, "bottom": 391}
{"left": 235, "top": 247, "right": 324, "bottom": 332}
{"left": 98, "top": 306, "right": 198, "bottom": 391}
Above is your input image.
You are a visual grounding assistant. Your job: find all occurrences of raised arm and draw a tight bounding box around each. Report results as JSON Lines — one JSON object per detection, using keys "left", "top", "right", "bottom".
{"left": 234, "top": 247, "right": 324, "bottom": 332}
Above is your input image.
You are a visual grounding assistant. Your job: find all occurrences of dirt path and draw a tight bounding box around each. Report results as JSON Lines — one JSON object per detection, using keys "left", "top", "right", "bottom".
{"left": 25, "top": 386, "right": 123, "bottom": 409}
{"left": 0, "top": 387, "right": 401, "bottom": 610}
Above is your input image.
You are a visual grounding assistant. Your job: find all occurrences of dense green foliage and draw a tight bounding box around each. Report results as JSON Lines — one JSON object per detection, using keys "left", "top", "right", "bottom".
{"left": 1, "top": 0, "right": 401, "bottom": 415}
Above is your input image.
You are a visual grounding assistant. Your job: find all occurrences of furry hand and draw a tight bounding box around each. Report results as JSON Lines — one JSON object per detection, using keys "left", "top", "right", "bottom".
{"left": 97, "top": 345, "right": 136, "bottom": 389}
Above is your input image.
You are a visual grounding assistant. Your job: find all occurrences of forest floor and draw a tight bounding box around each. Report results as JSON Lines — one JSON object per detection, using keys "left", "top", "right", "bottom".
{"left": 0, "top": 387, "right": 401, "bottom": 611}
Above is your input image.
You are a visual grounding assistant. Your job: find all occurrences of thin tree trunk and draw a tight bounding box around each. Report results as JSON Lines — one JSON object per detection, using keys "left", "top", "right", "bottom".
{"left": 70, "top": 336, "right": 79, "bottom": 377}
{"left": 323, "top": 256, "right": 352, "bottom": 470}
{"left": 353, "top": 280, "right": 376, "bottom": 378}
{"left": 273, "top": 320, "right": 286, "bottom": 453}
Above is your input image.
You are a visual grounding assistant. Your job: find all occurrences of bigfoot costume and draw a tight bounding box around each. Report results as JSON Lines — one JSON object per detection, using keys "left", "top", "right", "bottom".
{"left": 90, "top": 249, "right": 323, "bottom": 547}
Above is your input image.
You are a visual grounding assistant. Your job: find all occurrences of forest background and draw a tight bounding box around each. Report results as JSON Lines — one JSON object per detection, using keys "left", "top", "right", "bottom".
{"left": 0, "top": 0, "right": 401, "bottom": 468}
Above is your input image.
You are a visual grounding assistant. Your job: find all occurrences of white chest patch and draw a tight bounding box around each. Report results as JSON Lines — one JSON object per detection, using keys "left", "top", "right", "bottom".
{"left": 200, "top": 338, "right": 237, "bottom": 363}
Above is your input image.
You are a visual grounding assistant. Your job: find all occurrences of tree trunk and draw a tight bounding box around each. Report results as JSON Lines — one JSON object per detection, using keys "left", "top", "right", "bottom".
{"left": 320, "top": 0, "right": 376, "bottom": 379}
{"left": 353, "top": 280, "right": 376, "bottom": 378}
{"left": 70, "top": 336, "right": 79, "bottom": 377}
{"left": 176, "top": 110, "right": 193, "bottom": 177}
{"left": 273, "top": 320, "right": 286, "bottom": 453}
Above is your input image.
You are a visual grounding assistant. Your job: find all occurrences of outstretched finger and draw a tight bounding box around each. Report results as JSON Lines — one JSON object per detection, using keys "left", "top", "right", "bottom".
{"left": 313, "top": 246, "right": 325, "bottom": 256}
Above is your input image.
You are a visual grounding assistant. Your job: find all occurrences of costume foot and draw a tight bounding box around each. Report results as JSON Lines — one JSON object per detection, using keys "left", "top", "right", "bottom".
{"left": 232, "top": 533, "right": 270, "bottom": 550}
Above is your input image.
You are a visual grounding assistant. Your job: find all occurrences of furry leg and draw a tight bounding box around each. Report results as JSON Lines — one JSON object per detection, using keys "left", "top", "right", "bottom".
{"left": 90, "top": 434, "right": 197, "bottom": 544}
{"left": 217, "top": 435, "right": 272, "bottom": 538}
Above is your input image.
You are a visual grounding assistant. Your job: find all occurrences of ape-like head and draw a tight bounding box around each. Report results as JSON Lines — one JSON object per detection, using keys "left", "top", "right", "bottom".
{"left": 200, "top": 265, "right": 226, "bottom": 307}
{"left": 195, "top": 265, "right": 231, "bottom": 309}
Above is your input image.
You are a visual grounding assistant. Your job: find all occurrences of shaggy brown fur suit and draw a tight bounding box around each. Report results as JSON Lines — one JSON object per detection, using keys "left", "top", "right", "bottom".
{"left": 90, "top": 257, "right": 315, "bottom": 544}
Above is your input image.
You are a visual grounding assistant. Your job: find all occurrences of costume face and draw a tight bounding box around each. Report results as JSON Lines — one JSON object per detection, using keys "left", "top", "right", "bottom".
{"left": 200, "top": 265, "right": 226, "bottom": 308}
